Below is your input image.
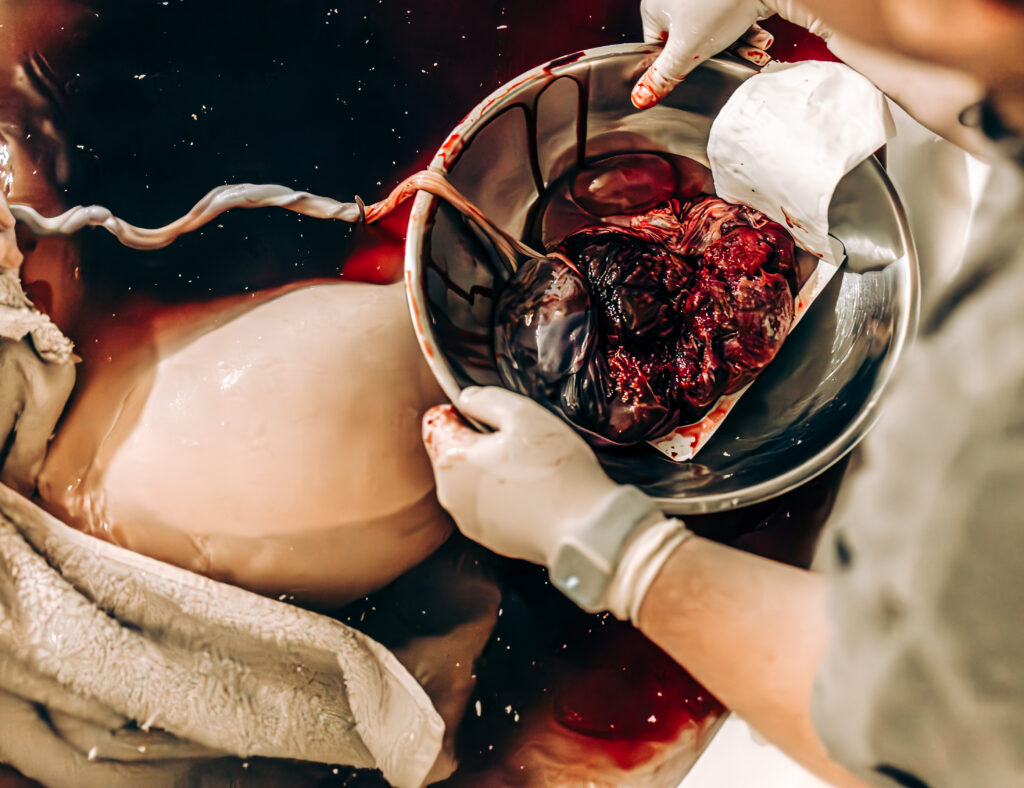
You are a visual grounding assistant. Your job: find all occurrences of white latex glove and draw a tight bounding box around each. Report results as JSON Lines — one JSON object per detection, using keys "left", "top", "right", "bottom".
{"left": 422, "top": 386, "right": 693, "bottom": 621}
{"left": 632, "top": 0, "right": 986, "bottom": 154}
{"left": 632, "top": 0, "right": 824, "bottom": 108}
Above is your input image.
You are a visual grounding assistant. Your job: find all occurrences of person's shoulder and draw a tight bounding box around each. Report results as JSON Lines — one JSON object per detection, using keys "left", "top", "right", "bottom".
{"left": 816, "top": 155, "right": 1024, "bottom": 569}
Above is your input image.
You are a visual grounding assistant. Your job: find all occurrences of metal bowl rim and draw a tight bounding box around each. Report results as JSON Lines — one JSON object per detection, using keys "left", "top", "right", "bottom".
{"left": 404, "top": 43, "right": 920, "bottom": 514}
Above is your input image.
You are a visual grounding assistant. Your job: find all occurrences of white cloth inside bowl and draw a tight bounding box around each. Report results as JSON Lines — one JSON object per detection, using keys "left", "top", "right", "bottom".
{"left": 708, "top": 60, "right": 895, "bottom": 265}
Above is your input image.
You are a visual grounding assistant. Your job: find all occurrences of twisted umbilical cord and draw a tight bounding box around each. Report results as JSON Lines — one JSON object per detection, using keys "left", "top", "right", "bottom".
{"left": 8, "top": 169, "right": 542, "bottom": 271}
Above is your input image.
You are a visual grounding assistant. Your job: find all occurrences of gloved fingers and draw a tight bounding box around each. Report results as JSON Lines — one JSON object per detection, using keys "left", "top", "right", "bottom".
{"left": 422, "top": 404, "right": 479, "bottom": 470}
{"left": 730, "top": 42, "right": 772, "bottom": 67}
{"left": 741, "top": 22, "right": 774, "bottom": 50}
{"left": 631, "top": 37, "right": 697, "bottom": 109}
{"left": 728, "top": 23, "right": 773, "bottom": 67}
{"left": 631, "top": 10, "right": 762, "bottom": 109}
{"left": 456, "top": 386, "right": 548, "bottom": 433}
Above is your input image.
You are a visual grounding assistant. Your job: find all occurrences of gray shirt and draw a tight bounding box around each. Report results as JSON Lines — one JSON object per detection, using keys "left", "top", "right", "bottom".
{"left": 811, "top": 158, "right": 1024, "bottom": 788}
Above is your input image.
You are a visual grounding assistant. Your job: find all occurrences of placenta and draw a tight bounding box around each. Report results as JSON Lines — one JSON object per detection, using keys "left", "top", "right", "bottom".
{"left": 495, "top": 155, "right": 798, "bottom": 445}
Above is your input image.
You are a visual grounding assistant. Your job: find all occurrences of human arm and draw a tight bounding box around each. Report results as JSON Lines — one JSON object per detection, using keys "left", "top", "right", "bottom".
{"left": 632, "top": 0, "right": 986, "bottom": 155}
{"left": 637, "top": 536, "right": 869, "bottom": 788}
{"left": 422, "top": 386, "right": 872, "bottom": 787}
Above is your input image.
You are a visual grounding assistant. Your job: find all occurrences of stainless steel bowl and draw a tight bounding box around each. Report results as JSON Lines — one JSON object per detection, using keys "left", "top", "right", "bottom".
{"left": 404, "top": 43, "right": 918, "bottom": 515}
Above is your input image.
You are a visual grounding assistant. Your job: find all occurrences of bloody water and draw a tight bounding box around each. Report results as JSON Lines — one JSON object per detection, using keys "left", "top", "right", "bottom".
{"left": 0, "top": 2, "right": 843, "bottom": 786}
{"left": 529, "top": 152, "right": 714, "bottom": 250}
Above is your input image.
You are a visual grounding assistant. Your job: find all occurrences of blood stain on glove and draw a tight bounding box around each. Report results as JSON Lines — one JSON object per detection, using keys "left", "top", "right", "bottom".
{"left": 422, "top": 404, "right": 475, "bottom": 465}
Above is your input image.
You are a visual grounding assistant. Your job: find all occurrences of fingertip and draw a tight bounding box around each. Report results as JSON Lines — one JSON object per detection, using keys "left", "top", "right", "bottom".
{"left": 422, "top": 404, "right": 466, "bottom": 456}
{"left": 630, "top": 77, "right": 660, "bottom": 110}
{"left": 423, "top": 403, "right": 456, "bottom": 430}
{"left": 456, "top": 386, "right": 495, "bottom": 429}
{"left": 456, "top": 386, "right": 492, "bottom": 420}
{"left": 458, "top": 384, "right": 521, "bottom": 410}
{"left": 632, "top": 51, "right": 693, "bottom": 110}
{"left": 735, "top": 45, "right": 771, "bottom": 68}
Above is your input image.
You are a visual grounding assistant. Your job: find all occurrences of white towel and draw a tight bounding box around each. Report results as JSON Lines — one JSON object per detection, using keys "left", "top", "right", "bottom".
{"left": 0, "top": 482, "right": 446, "bottom": 788}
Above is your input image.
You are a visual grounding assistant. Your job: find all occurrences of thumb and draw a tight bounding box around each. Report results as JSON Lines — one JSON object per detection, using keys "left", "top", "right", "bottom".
{"left": 632, "top": 3, "right": 768, "bottom": 110}
{"left": 457, "top": 386, "right": 542, "bottom": 432}
{"left": 631, "top": 39, "right": 697, "bottom": 110}
{"left": 422, "top": 404, "right": 481, "bottom": 466}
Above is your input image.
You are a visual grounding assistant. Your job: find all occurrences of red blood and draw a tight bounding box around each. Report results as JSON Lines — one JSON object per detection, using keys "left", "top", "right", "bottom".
{"left": 555, "top": 196, "right": 796, "bottom": 443}
{"left": 553, "top": 622, "right": 722, "bottom": 768}
{"left": 571, "top": 154, "right": 678, "bottom": 217}
{"left": 338, "top": 202, "right": 411, "bottom": 285}
{"left": 542, "top": 50, "right": 585, "bottom": 74}
{"left": 22, "top": 279, "right": 53, "bottom": 317}
{"left": 761, "top": 15, "right": 841, "bottom": 64}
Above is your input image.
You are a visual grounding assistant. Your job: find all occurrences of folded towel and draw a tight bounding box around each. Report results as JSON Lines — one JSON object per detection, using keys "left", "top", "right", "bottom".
{"left": 0, "top": 483, "right": 445, "bottom": 788}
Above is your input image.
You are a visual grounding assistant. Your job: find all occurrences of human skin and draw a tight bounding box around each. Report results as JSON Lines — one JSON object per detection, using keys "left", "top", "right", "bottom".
{"left": 426, "top": 1, "right": 1023, "bottom": 785}
{"left": 0, "top": 1, "right": 457, "bottom": 609}
{"left": 795, "top": 0, "right": 1024, "bottom": 130}
{"left": 637, "top": 537, "right": 870, "bottom": 787}
{"left": 630, "top": 1, "right": 1024, "bottom": 785}
{"left": 37, "top": 280, "right": 454, "bottom": 609}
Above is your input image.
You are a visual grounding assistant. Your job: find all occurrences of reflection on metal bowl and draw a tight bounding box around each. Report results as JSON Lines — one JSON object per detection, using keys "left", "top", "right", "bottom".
{"left": 405, "top": 44, "right": 918, "bottom": 514}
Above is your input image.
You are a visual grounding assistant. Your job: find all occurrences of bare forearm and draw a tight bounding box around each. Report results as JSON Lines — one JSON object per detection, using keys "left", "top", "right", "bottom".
{"left": 636, "top": 535, "right": 871, "bottom": 788}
